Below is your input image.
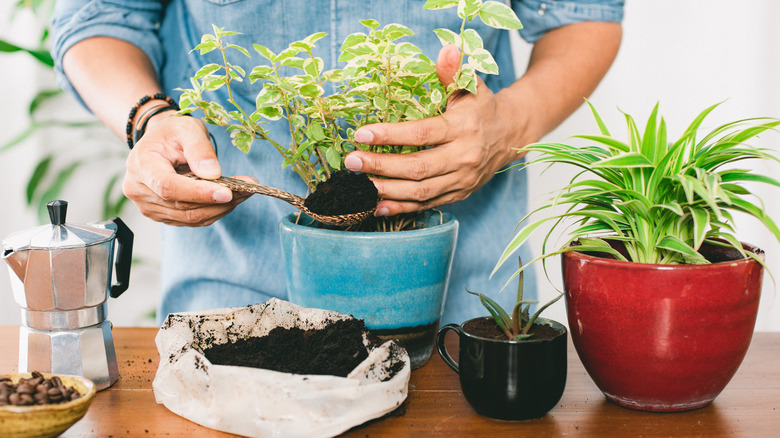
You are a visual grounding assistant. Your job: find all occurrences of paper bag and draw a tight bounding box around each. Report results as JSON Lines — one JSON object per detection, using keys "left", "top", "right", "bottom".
{"left": 153, "top": 298, "right": 410, "bottom": 438}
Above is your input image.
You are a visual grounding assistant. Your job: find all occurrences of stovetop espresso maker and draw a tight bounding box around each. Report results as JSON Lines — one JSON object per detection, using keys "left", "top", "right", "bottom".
{"left": 2, "top": 200, "right": 133, "bottom": 390}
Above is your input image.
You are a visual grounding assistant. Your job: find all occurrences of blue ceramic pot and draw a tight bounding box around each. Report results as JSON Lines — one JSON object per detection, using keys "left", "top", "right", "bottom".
{"left": 279, "top": 211, "right": 458, "bottom": 369}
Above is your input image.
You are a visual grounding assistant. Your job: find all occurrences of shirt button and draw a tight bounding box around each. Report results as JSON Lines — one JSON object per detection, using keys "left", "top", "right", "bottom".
{"left": 537, "top": 3, "right": 548, "bottom": 15}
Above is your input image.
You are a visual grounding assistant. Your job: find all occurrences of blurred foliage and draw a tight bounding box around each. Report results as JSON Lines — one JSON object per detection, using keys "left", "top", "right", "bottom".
{"left": 1, "top": 0, "right": 129, "bottom": 223}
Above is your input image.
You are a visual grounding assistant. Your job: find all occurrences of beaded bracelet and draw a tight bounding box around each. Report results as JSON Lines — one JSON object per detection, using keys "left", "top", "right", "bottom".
{"left": 132, "top": 105, "right": 179, "bottom": 148}
{"left": 125, "top": 93, "right": 177, "bottom": 149}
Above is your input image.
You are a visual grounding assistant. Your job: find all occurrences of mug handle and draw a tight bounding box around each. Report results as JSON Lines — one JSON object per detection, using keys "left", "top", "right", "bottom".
{"left": 436, "top": 323, "right": 463, "bottom": 374}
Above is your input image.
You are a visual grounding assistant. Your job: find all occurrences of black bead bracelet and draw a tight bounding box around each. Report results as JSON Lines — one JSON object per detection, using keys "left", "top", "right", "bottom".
{"left": 125, "top": 93, "right": 177, "bottom": 149}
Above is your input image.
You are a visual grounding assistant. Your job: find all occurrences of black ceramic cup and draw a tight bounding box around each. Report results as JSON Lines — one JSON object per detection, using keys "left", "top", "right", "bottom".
{"left": 436, "top": 316, "right": 568, "bottom": 420}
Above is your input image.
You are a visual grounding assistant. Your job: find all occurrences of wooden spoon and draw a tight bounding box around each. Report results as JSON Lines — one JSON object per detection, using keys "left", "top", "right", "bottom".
{"left": 186, "top": 174, "right": 376, "bottom": 226}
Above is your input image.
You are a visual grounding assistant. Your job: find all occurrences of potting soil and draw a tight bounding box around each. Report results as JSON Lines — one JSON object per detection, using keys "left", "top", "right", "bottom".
{"left": 464, "top": 317, "right": 561, "bottom": 341}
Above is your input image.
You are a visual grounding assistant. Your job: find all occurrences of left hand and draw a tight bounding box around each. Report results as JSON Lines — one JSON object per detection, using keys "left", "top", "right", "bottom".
{"left": 344, "top": 44, "right": 527, "bottom": 216}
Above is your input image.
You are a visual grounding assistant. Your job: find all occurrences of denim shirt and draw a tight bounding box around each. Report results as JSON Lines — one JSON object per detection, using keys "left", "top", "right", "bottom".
{"left": 51, "top": 0, "right": 624, "bottom": 325}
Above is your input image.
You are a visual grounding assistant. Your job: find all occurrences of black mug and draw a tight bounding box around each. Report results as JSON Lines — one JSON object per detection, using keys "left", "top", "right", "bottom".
{"left": 436, "top": 316, "right": 568, "bottom": 420}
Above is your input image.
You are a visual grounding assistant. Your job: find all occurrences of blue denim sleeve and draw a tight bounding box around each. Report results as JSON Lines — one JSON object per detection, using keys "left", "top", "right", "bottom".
{"left": 513, "top": 0, "right": 625, "bottom": 43}
{"left": 50, "top": 0, "right": 164, "bottom": 109}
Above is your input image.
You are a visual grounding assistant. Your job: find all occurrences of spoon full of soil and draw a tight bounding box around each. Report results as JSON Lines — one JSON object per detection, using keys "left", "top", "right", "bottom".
{"left": 186, "top": 170, "right": 378, "bottom": 226}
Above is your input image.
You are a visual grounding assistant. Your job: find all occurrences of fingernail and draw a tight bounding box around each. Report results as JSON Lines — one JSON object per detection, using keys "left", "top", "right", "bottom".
{"left": 196, "top": 159, "right": 221, "bottom": 177}
{"left": 354, "top": 128, "right": 374, "bottom": 144}
{"left": 213, "top": 188, "right": 232, "bottom": 203}
{"left": 375, "top": 206, "right": 390, "bottom": 217}
{"left": 344, "top": 155, "right": 363, "bottom": 171}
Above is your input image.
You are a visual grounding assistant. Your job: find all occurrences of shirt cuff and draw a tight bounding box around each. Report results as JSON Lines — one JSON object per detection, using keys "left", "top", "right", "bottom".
{"left": 515, "top": 0, "right": 625, "bottom": 43}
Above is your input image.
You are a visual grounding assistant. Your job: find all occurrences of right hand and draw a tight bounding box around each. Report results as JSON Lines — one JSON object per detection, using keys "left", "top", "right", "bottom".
{"left": 123, "top": 113, "right": 253, "bottom": 226}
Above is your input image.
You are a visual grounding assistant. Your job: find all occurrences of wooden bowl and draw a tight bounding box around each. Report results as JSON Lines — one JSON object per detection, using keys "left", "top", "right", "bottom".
{"left": 0, "top": 373, "right": 96, "bottom": 438}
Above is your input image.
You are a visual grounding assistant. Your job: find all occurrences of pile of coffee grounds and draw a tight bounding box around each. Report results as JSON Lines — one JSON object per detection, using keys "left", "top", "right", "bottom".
{"left": 303, "top": 170, "right": 378, "bottom": 215}
{"left": 202, "top": 318, "right": 370, "bottom": 377}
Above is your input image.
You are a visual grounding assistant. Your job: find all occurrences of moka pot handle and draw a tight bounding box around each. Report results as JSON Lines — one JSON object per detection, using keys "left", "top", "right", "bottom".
{"left": 109, "top": 217, "right": 134, "bottom": 298}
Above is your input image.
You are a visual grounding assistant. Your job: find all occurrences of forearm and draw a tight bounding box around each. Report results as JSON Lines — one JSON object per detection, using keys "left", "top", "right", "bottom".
{"left": 62, "top": 37, "right": 165, "bottom": 139}
{"left": 499, "top": 21, "right": 623, "bottom": 155}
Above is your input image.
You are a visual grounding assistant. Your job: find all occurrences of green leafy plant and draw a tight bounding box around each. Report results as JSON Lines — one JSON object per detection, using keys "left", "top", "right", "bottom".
{"left": 493, "top": 101, "right": 780, "bottom": 282}
{"left": 177, "top": 0, "right": 522, "bottom": 192}
{"left": 469, "top": 257, "right": 563, "bottom": 340}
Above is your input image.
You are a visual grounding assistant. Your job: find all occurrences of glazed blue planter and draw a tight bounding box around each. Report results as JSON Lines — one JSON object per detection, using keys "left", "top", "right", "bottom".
{"left": 279, "top": 211, "right": 458, "bottom": 369}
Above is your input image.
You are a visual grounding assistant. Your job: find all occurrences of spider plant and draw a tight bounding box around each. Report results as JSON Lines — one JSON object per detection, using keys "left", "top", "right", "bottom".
{"left": 493, "top": 101, "right": 780, "bottom": 279}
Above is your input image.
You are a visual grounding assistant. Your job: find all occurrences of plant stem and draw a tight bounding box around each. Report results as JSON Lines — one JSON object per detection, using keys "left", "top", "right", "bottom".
{"left": 217, "top": 44, "right": 287, "bottom": 155}
{"left": 383, "top": 49, "right": 392, "bottom": 123}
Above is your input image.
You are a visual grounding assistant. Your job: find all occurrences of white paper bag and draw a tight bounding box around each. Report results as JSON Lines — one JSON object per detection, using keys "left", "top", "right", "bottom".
{"left": 153, "top": 298, "right": 410, "bottom": 438}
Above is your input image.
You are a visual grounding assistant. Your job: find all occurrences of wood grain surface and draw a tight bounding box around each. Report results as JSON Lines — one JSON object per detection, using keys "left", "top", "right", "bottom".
{"left": 1, "top": 326, "right": 777, "bottom": 437}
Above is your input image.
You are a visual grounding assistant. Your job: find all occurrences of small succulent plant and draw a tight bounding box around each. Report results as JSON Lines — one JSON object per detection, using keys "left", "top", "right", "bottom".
{"left": 469, "top": 257, "right": 563, "bottom": 341}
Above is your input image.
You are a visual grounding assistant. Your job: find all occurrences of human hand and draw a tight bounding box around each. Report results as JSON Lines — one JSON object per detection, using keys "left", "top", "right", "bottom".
{"left": 344, "top": 44, "right": 528, "bottom": 217}
{"left": 122, "top": 113, "right": 253, "bottom": 226}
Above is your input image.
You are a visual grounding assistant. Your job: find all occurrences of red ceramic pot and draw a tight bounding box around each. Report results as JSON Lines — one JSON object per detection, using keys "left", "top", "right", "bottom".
{"left": 561, "top": 241, "right": 764, "bottom": 412}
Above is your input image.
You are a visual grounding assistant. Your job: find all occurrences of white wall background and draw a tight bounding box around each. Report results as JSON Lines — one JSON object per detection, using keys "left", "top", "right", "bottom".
{"left": 1, "top": 1, "right": 779, "bottom": 330}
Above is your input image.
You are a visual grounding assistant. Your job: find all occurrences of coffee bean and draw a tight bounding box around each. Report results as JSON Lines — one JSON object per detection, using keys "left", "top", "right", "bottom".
{"left": 0, "top": 372, "right": 82, "bottom": 406}
{"left": 16, "top": 383, "right": 34, "bottom": 395}
{"left": 19, "top": 393, "right": 34, "bottom": 405}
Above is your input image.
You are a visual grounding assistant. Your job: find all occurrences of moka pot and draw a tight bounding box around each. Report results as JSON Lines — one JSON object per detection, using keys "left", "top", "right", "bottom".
{"left": 2, "top": 200, "right": 133, "bottom": 390}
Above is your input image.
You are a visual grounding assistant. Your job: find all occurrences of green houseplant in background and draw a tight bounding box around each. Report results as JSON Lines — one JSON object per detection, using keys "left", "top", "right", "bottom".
{"left": 495, "top": 101, "right": 780, "bottom": 412}
{"left": 1, "top": 0, "right": 129, "bottom": 222}
{"left": 1, "top": 0, "right": 152, "bottom": 327}
{"left": 436, "top": 258, "right": 567, "bottom": 420}
{"left": 178, "top": 0, "right": 523, "bottom": 369}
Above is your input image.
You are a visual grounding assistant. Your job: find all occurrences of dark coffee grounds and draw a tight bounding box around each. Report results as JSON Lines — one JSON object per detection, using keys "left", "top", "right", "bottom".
{"left": 463, "top": 317, "right": 561, "bottom": 341}
{"left": 303, "top": 170, "right": 378, "bottom": 216}
{"left": 202, "top": 318, "right": 370, "bottom": 377}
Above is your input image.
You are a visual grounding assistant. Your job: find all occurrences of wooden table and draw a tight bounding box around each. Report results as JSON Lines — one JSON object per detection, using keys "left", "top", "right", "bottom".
{"left": 1, "top": 326, "right": 778, "bottom": 437}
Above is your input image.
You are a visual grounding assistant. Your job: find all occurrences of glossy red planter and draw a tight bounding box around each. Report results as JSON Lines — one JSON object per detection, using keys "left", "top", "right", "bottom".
{"left": 561, "top": 242, "right": 764, "bottom": 412}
